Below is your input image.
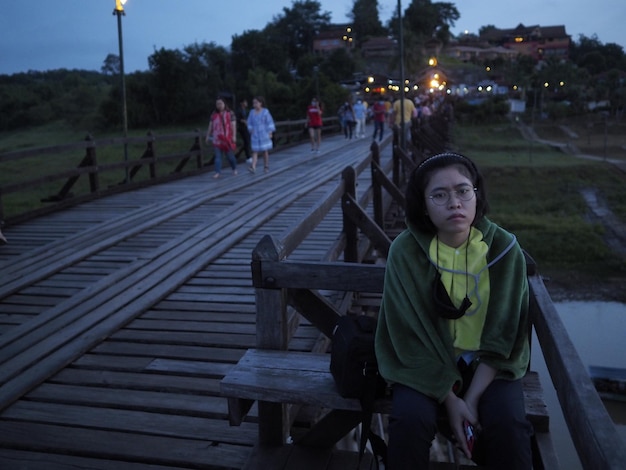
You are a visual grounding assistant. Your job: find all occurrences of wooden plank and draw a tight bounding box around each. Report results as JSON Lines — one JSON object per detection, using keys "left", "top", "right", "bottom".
{"left": 253, "top": 259, "right": 386, "bottom": 292}
{"left": 0, "top": 449, "right": 194, "bottom": 470}
{"left": 47, "top": 369, "right": 223, "bottom": 395}
{"left": 25, "top": 383, "right": 230, "bottom": 417}
{"left": 0, "top": 421, "right": 249, "bottom": 469}
{"left": 4, "top": 400, "right": 257, "bottom": 444}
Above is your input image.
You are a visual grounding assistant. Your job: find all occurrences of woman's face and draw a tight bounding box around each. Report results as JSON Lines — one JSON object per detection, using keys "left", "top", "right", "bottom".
{"left": 424, "top": 165, "right": 477, "bottom": 247}
{"left": 216, "top": 99, "right": 225, "bottom": 111}
{"left": 252, "top": 98, "right": 262, "bottom": 109}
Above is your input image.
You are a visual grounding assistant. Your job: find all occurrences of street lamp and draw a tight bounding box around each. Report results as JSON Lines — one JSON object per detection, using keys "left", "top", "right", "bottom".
{"left": 113, "top": 0, "right": 129, "bottom": 183}
{"left": 397, "top": 0, "right": 406, "bottom": 150}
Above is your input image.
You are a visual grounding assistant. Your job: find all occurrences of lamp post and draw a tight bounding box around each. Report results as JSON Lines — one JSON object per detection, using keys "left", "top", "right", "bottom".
{"left": 397, "top": 0, "right": 406, "bottom": 150}
{"left": 113, "top": 0, "right": 129, "bottom": 183}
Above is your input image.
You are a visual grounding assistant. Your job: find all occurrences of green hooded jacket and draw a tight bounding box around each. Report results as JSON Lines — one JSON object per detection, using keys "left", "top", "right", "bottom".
{"left": 375, "top": 217, "right": 530, "bottom": 403}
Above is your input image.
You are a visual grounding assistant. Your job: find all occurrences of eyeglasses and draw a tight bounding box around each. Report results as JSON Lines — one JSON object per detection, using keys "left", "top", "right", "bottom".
{"left": 428, "top": 186, "right": 477, "bottom": 206}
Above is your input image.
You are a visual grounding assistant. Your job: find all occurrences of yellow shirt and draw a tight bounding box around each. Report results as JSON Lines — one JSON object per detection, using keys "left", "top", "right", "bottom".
{"left": 393, "top": 98, "right": 415, "bottom": 125}
{"left": 428, "top": 227, "right": 490, "bottom": 353}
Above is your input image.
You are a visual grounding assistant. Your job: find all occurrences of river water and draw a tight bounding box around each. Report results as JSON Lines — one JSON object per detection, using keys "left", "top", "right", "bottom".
{"left": 531, "top": 300, "right": 626, "bottom": 469}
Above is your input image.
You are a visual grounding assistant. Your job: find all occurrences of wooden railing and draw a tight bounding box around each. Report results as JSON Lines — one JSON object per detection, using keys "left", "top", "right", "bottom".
{"left": 0, "top": 117, "right": 340, "bottom": 225}
{"left": 234, "top": 139, "right": 626, "bottom": 469}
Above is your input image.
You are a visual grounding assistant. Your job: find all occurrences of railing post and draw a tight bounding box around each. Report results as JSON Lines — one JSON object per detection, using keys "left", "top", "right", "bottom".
{"left": 147, "top": 131, "right": 156, "bottom": 179}
{"left": 392, "top": 145, "right": 401, "bottom": 188}
{"left": 85, "top": 134, "right": 99, "bottom": 194}
{"left": 128, "top": 131, "right": 155, "bottom": 181}
{"left": 47, "top": 136, "right": 99, "bottom": 201}
{"left": 341, "top": 166, "right": 358, "bottom": 263}
{"left": 371, "top": 141, "right": 384, "bottom": 228}
{"left": 251, "top": 234, "right": 291, "bottom": 446}
{"left": 194, "top": 130, "right": 203, "bottom": 169}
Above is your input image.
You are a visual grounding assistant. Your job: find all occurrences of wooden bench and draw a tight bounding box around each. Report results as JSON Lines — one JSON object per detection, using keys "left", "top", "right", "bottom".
{"left": 219, "top": 252, "right": 558, "bottom": 469}
{"left": 222, "top": 349, "right": 549, "bottom": 430}
{"left": 221, "top": 349, "right": 552, "bottom": 468}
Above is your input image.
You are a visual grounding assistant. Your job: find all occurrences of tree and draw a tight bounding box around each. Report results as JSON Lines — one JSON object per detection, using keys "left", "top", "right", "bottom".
{"left": 571, "top": 34, "right": 626, "bottom": 74}
{"left": 350, "top": 0, "right": 386, "bottom": 45}
{"left": 478, "top": 25, "right": 497, "bottom": 37}
{"left": 401, "top": 0, "right": 459, "bottom": 46}
{"left": 268, "top": 0, "right": 331, "bottom": 66}
{"left": 231, "top": 29, "right": 290, "bottom": 89}
{"left": 387, "top": 0, "right": 459, "bottom": 76}
{"left": 101, "top": 54, "right": 121, "bottom": 76}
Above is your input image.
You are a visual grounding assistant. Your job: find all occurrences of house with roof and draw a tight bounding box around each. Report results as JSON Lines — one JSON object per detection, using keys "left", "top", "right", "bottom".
{"left": 312, "top": 24, "right": 355, "bottom": 55}
{"left": 479, "top": 24, "right": 571, "bottom": 61}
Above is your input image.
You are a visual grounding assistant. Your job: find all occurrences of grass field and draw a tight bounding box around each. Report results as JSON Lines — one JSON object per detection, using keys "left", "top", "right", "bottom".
{"left": 454, "top": 117, "right": 626, "bottom": 301}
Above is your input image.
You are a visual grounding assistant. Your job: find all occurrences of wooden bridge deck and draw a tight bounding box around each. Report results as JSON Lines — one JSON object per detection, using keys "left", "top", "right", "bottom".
{"left": 0, "top": 133, "right": 394, "bottom": 470}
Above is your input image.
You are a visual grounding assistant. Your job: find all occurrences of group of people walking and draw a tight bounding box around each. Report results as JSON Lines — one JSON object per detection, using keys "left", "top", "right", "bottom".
{"left": 205, "top": 92, "right": 429, "bottom": 179}
{"left": 205, "top": 96, "right": 276, "bottom": 178}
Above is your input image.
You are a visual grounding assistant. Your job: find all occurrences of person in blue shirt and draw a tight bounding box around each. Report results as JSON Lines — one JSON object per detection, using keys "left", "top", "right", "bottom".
{"left": 247, "top": 96, "right": 276, "bottom": 173}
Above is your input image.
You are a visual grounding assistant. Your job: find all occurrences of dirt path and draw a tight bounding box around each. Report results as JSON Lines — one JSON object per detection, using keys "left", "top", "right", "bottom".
{"left": 580, "top": 188, "right": 626, "bottom": 257}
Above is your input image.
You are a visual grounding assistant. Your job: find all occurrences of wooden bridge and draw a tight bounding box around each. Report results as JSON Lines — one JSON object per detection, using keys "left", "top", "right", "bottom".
{"left": 1, "top": 131, "right": 624, "bottom": 469}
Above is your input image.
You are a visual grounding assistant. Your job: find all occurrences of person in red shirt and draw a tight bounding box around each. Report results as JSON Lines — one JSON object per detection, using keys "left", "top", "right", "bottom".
{"left": 371, "top": 96, "right": 387, "bottom": 142}
{"left": 306, "top": 98, "right": 323, "bottom": 153}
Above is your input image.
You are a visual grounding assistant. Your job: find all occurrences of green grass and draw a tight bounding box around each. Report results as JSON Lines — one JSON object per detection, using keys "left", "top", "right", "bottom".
{"left": 453, "top": 121, "right": 626, "bottom": 283}
{"left": 0, "top": 121, "right": 213, "bottom": 220}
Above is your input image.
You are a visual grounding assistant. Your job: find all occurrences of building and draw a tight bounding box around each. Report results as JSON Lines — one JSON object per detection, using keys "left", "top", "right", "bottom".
{"left": 312, "top": 24, "right": 355, "bottom": 55}
{"left": 445, "top": 44, "right": 518, "bottom": 63}
{"left": 479, "top": 24, "right": 571, "bottom": 61}
{"left": 360, "top": 36, "right": 397, "bottom": 59}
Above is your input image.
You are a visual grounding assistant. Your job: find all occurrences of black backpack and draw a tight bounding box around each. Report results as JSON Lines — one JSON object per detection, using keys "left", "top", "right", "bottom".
{"left": 330, "top": 314, "right": 387, "bottom": 467}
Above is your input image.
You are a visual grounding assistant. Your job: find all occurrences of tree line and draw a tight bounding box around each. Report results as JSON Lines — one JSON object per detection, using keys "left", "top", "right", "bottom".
{"left": 1, "top": 0, "right": 625, "bottom": 134}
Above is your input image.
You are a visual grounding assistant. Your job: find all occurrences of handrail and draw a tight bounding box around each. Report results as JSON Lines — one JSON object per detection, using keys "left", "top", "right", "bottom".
{"left": 0, "top": 118, "right": 341, "bottom": 225}
{"left": 529, "top": 274, "right": 626, "bottom": 469}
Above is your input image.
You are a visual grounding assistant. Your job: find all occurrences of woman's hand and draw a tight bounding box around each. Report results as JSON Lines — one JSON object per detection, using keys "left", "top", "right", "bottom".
{"left": 444, "top": 392, "right": 477, "bottom": 459}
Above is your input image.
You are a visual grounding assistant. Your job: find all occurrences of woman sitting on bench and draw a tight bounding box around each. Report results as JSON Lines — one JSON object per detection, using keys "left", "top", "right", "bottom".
{"left": 375, "top": 152, "right": 532, "bottom": 469}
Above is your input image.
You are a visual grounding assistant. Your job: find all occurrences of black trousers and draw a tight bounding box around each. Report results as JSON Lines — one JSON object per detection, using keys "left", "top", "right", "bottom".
{"left": 236, "top": 126, "right": 251, "bottom": 159}
{"left": 387, "top": 379, "right": 532, "bottom": 469}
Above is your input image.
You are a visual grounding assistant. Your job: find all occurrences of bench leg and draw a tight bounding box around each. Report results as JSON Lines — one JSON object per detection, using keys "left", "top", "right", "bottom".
{"left": 228, "top": 397, "right": 254, "bottom": 426}
{"left": 296, "top": 409, "right": 362, "bottom": 448}
{"left": 259, "top": 401, "right": 290, "bottom": 446}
